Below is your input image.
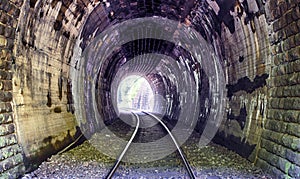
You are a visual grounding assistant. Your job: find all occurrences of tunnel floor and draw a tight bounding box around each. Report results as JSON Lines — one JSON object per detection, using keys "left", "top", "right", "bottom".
{"left": 22, "top": 137, "right": 272, "bottom": 178}
{"left": 22, "top": 114, "right": 272, "bottom": 178}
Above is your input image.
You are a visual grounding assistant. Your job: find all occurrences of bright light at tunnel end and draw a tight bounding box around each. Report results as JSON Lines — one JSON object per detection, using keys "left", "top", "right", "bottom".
{"left": 76, "top": 16, "right": 226, "bottom": 163}
{"left": 116, "top": 75, "right": 154, "bottom": 112}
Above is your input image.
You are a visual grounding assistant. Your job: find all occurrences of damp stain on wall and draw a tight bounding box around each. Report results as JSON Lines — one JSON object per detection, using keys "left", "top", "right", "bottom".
{"left": 227, "top": 103, "right": 247, "bottom": 130}
{"left": 226, "top": 74, "right": 269, "bottom": 99}
{"left": 213, "top": 131, "right": 257, "bottom": 158}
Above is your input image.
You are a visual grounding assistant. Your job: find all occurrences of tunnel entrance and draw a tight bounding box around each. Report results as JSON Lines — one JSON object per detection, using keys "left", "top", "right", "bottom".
{"left": 117, "top": 75, "right": 154, "bottom": 112}
{"left": 6, "top": 0, "right": 298, "bottom": 177}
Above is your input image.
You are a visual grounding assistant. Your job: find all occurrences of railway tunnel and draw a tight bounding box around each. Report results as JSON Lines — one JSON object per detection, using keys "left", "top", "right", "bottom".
{"left": 0, "top": 0, "right": 300, "bottom": 178}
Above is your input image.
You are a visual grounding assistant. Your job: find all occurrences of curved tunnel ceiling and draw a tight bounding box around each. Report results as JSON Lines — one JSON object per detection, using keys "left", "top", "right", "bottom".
{"left": 15, "top": 0, "right": 267, "bottom": 146}
{"left": 37, "top": 1, "right": 230, "bottom": 163}
{"left": 62, "top": 0, "right": 228, "bottom": 131}
{"left": 72, "top": 15, "right": 226, "bottom": 142}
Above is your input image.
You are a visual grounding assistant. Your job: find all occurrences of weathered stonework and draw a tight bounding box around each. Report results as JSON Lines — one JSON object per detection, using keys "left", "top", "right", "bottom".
{"left": 211, "top": 0, "right": 300, "bottom": 178}
{"left": 213, "top": 0, "right": 272, "bottom": 163}
{"left": 255, "top": 0, "right": 300, "bottom": 178}
{"left": 0, "top": 0, "right": 25, "bottom": 178}
{"left": 12, "top": 0, "right": 86, "bottom": 172}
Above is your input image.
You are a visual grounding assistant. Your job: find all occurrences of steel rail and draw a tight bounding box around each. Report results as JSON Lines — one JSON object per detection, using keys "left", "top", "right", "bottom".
{"left": 106, "top": 112, "right": 140, "bottom": 179}
{"left": 143, "top": 111, "right": 196, "bottom": 179}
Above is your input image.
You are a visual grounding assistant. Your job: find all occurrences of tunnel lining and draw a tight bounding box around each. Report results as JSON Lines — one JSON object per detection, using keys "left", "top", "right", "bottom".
{"left": 2, "top": 0, "right": 299, "bottom": 178}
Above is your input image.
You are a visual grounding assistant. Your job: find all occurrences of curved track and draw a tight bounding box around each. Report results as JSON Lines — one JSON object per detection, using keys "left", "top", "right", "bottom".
{"left": 106, "top": 111, "right": 195, "bottom": 179}
{"left": 106, "top": 112, "right": 140, "bottom": 178}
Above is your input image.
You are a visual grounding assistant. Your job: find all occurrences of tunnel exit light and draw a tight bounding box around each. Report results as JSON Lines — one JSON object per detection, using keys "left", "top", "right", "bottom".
{"left": 117, "top": 75, "right": 154, "bottom": 112}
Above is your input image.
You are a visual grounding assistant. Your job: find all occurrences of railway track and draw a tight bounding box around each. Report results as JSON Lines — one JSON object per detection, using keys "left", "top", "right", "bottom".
{"left": 106, "top": 111, "right": 196, "bottom": 179}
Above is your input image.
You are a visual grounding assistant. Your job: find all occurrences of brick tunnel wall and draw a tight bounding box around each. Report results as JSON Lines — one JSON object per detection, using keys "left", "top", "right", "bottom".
{"left": 11, "top": 0, "right": 89, "bottom": 173}
{"left": 2, "top": 0, "right": 93, "bottom": 177}
{"left": 212, "top": 0, "right": 300, "bottom": 178}
{"left": 256, "top": 0, "right": 300, "bottom": 177}
{"left": 212, "top": 0, "right": 271, "bottom": 163}
{"left": 0, "top": 0, "right": 25, "bottom": 178}
{"left": 0, "top": 0, "right": 299, "bottom": 178}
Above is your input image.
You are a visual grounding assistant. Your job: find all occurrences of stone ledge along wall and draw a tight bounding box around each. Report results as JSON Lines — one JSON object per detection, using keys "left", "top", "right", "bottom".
{"left": 0, "top": 0, "right": 26, "bottom": 178}
{"left": 212, "top": 0, "right": 300, "bottom": 178}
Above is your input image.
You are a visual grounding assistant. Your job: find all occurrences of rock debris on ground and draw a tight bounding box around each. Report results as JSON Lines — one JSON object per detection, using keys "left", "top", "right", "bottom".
{"left": 21, "top": 133, "right": 272, "bottom": 179}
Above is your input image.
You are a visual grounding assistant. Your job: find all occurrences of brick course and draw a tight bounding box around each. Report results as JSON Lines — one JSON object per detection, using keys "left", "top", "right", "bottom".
{"left": 256, "top": 0, "right": 300, "bottom": 177}
{"left": 0, "top": 0, "right": 25, "bottom": 178}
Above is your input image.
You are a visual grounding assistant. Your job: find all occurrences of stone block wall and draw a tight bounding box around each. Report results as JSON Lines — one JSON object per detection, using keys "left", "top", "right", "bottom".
{"left": 255, "top": 0, "right": 300, "bottom": 178}
{"left": 0, "top": 0, "right": 25, "bottom": 178}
